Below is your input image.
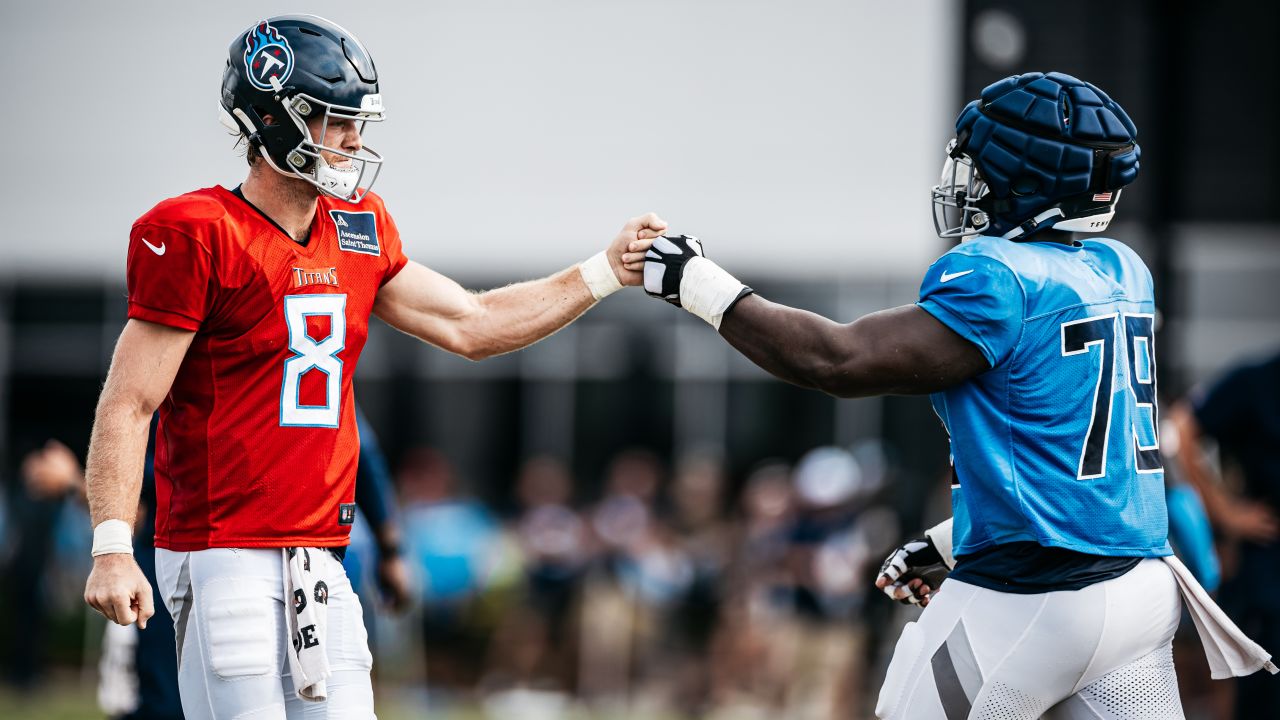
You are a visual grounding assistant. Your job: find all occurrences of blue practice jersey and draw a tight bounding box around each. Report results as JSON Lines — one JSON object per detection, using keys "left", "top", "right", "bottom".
{"left": 918, "top": 235, "right": 1171, "bottom": 559}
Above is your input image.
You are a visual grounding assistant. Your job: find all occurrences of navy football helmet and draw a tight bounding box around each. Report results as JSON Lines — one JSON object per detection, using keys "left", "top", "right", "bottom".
{"left": 219, "top": 15, "right": 385, "bottom": 202}
{"left": 932, "top": 72, "right": 1140, "bottom": 241}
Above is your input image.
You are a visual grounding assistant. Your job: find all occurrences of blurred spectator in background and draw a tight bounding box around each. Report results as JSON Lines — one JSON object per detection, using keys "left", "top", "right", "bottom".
{"left": 663, "top": 449, "right": 733, "bottom": 715}
{"left": 778, "top": 446, "right": 896, "bottom": 720}
{"left": 399, "top": 447, "right": 505, "bottom": 700}
{"left": 1159, "top": 407, "right": 1221, "bottom": 593}
{"left": 708, "top": 460, "right": 796, "bottom": 717}
{"left": 0, "top": 440, "right": 84, "bottom": 690}
{"left": 484, "top": 455, "right": 587, "bottom": 693}
{"left": 1171, "top": 349, "right": 1280, "bottom": 718}
{"left": 578, "top": 448, "right": 691, "bottom": 712}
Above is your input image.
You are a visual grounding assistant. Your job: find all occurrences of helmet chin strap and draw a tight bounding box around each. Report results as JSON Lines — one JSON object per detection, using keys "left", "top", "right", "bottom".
{"left": 1001, "top": 208, "right": 1065, "bottom": 241}
{"left": 315, "top": 158, "right": 359, "bottom": 198}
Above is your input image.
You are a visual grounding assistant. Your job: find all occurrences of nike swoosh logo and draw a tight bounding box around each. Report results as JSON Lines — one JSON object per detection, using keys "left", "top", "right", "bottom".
{"left": 939, "top": 269, "right": 973, "bottom": 283}
{"left": 141, "top": 238, "right": 167, "bottom": 256}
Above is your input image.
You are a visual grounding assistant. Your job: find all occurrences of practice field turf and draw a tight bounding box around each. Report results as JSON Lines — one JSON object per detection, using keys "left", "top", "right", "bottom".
{"left": 0, "top": 678, "right": 690, "bottom": 720}
{"left": 0, "top": 679, "right": 484, "bottom": 720}
{"left": 3, "top": 682, "right": 95, "bottom": 720}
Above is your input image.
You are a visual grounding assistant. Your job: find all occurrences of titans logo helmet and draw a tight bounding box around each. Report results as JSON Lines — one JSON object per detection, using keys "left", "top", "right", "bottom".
{"left": 220, "top": 15, "right": 386, "bottom": 203}
{"left": 242, "top": 21, "right": 295, "bottom": 92}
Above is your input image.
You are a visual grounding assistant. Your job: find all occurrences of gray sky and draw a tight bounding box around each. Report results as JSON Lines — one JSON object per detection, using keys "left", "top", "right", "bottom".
{"left": 1, "top": 0, "right": 958, "bottom": 280}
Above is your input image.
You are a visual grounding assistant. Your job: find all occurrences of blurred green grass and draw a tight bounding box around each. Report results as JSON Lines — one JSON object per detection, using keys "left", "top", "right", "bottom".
{"left": 0, "top": 680, "right": 520, "bottom": 720}
{"left": 0, "top": 676, "right": 686, "bottom": 720}
{"left": 0, "top": 680, "right": 476, "bottom": 720}
{"left": 2, "top": 677, "right": 98, "bottom": 720}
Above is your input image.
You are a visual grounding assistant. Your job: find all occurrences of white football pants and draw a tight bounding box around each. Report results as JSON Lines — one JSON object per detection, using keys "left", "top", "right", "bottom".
{"left": 156, "top": 547, "right": 375, "bottom": 720}
{"left": 876, "top": 557, "right": 1183, "bottom": 719}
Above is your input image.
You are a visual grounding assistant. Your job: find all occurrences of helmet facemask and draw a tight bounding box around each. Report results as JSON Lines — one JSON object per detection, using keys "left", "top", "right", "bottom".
{"left": 270, "top": 91, "right": 385, "bottom": 203}
{"left": 931, "top": 139, "right": 991, "bottom": 239}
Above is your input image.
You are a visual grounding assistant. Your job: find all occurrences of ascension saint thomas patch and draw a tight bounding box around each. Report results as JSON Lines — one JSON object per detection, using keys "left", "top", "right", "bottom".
{"left": 329, "top": 210, "right": 380, "bottom": 256}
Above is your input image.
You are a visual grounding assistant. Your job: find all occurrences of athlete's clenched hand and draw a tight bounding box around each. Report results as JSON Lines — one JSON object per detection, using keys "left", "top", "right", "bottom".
{"left": 611, "top": 212, "right": 668, "bottom": 285}
{"left": 85, "top": 553, "right": 155, "bottom": 629}
{"left": 876, "top": 534, "right": 950, "bottom": 607}
{"left": 640, "top": 234, "right": 706, "bottom": 306}
{"left": 635, "top": 234, "right": 752, "bottom": 328}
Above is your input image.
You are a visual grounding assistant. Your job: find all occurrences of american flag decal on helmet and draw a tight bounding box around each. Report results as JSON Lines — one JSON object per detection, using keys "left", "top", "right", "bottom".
{"left": 1093, "top": 192, "right": 1113, "bottom": 202}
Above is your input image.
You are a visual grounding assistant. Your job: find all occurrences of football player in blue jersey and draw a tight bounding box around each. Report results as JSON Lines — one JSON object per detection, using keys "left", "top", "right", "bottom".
{"left": 633, "top": 72, "right": 1275, "bottom": 718}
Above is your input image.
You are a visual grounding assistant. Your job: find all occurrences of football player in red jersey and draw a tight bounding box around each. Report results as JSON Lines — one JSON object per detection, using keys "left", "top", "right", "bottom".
{"left": 82, "top": 15, "right": 663, "bottom": 719}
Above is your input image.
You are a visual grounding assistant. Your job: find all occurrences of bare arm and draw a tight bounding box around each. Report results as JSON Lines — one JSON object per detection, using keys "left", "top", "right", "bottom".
{"left": 638, "top": 234, "right": 989, "bottom": 397}
{"left": 374, "top": 214, "right": 666, "bottom": 360}
{"left": 718, "top": 296, "right": 990, "bottom": 398}
{"left": 86, "top": 320, "right": 194, "bottom": 526}
{"left": 374, "top": 261, "right": 596, "bottom": 360}
{"left": 84, "top": 319, "right": 194, "bottom": 627}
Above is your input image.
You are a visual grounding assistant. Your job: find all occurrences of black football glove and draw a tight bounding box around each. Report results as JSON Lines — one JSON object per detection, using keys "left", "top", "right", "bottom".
{"left": 877, "top": 534, "right": 951, "bottom": 606}
{"left": 643, "top": 234, "right": 706, "bottom": 307}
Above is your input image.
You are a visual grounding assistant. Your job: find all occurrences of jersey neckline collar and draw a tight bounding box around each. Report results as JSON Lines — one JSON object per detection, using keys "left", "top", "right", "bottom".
{"left": 218, "top": 184, "right": 326, "bottom": 257}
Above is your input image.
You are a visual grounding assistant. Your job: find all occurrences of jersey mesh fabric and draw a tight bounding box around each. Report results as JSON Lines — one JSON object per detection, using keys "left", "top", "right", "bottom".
{"left": 917, "top": 236, "right": 1171, "bottom": 559}
{"left": 127, "top": 186, "right": 408, "bottom": 549}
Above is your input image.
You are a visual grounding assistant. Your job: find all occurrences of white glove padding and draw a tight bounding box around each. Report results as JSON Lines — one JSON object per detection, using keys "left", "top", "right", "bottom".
{"left": 644, "top": 235, "right": 752, "bottom": 329}
{"left": 644, "top": 234, "right": 707, "bottom": 305}
{"left": 878, "top": 530, "right": 950, "bottom": 606}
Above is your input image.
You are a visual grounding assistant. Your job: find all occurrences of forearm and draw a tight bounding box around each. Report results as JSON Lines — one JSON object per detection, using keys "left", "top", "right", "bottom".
{"left": 645, "top": 236, "right": 987, "bottom": 397}
{"left": 377, "top": 259, "right": 610, "bottom": 361}
{"left": 719, "top": 299, "right": 972, "bottom": 398}
{"left": 717, "top": 294, "right": 855, "bottom": 393}
{"left": 461, "top": 266, "right": 597, "bottom": 359}
{"left": 85, "top": 394, "right": 153, "bottom": 529}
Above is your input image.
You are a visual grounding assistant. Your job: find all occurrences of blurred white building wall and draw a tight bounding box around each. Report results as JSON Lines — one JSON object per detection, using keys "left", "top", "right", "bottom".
{"left": 1, "top": 0, "right": 960, "bottom": 280}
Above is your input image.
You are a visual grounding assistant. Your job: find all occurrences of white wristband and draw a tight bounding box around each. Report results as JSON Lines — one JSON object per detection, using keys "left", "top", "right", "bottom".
{"left": 924, "top": 517, "right": 956, "bottom": 569}
{"left": 92, "top": 519, "right": 134, "bottom": 557}
{"left": 679, "top": 256, "right": 748, "bottom": 330}
{"left": 579, "top": 251, "right": 623, "bottom": 301}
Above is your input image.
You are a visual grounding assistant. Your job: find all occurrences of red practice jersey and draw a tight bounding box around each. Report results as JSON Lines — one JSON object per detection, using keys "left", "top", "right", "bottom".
{"left": 127, "top": 186, "right": 408, "bottom": 550}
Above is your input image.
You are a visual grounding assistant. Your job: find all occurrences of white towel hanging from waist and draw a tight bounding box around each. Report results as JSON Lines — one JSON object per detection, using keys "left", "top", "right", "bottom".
{"left": 1163, "top": 554, "right": 1277, "bottom": 679}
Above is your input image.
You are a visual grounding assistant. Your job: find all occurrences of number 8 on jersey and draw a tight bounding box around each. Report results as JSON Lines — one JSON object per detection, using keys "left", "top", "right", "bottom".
{"left": 280, "top": 294, "right": 347, "bottom": 428}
